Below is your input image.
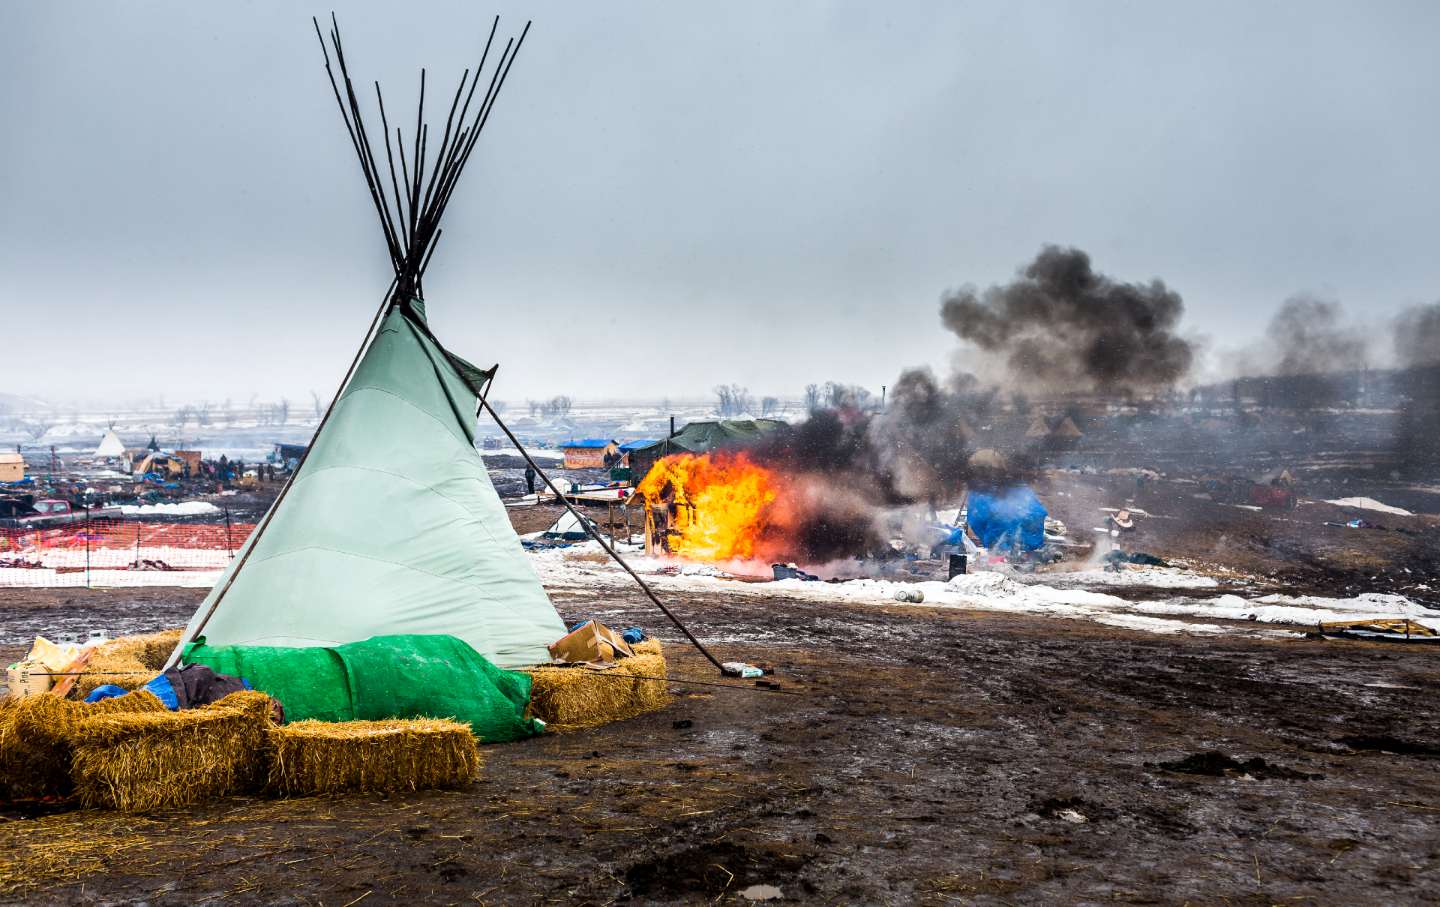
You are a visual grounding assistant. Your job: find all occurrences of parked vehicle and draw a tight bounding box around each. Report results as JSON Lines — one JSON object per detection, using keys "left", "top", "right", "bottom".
{"left": 0, "top": 497, "right": 124, "bottom": 529}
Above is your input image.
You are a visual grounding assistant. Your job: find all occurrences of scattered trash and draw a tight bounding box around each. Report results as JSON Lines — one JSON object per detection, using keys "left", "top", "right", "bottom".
{"left": 549, "top": 620, "right": 635, "bottom": 663}
{"left": 739, "top": 884, "right": 784, "bottom": 902}
{"left": 1312, "top": 618, "right": 1437, "bottom": 642}
{"left": 722, "top": 662, "right": 765, "bottom": 679}
{"left": 1152, "top": 751, "right": 1322, "bottom": 781}
{"left": 1103, "top": 550, "right": 1171, "bottom": 571}
{"left": 772, "top": 563, "right": 820, "bottom": 582}
{"left": 893, "top": 588, "right": 925, "bottom": 603}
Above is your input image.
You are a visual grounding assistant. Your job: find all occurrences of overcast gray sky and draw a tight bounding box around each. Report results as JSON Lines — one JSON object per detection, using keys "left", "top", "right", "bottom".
{"left": 3, "top": 1, "right": 1438, "bottom": 405}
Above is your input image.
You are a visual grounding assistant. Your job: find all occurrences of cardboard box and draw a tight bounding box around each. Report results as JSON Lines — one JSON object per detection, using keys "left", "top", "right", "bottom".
{"left": 547, "top": 620, "right": 634, "bottom": 664}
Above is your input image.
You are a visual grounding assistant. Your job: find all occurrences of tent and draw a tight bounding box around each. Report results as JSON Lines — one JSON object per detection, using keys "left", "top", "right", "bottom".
{"left": 1024, "top": 416, "right": 1050, "bottom": 439}
{"left": 966, "top": 485, "right": 1048, "bottom": 551}
{"left": 542, "top": 510, "right": 597, "bottom": 541}
{"left": 94, "top": 430, "right": 125, "bottom": 458}
{"left": 170, "top": 17, "right": 565, "bottom": 671}
{"left": 625, "top": 419, "right": 787, "bottom": 484}
{"left": 1051, "top": 416, "right": 1083, "bottom": 439}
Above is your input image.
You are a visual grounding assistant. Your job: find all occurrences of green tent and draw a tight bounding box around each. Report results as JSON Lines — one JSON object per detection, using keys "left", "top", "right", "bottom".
{"left": 169, "top": 21, "right": 565, "bottom": 671}
{"left": 625, "top": 419, "right": 788, "bottom": 484}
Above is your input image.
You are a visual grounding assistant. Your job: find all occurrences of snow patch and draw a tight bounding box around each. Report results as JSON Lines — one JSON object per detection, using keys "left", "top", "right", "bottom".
{"left": 119, "top": 501, "right": 222, "bottom": 516}
{"left": 1325, "top": 497, "right": 1413, "bottom": 516}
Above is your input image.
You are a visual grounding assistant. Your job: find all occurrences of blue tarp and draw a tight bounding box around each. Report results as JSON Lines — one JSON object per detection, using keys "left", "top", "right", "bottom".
{"left": 967, "top": 486, "right": 1048, "bottom": 551}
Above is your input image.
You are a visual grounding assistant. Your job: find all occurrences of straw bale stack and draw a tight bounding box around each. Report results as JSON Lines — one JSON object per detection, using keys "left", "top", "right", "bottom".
{"left": 0, "top": 691, "right": 166, "bottom": 799}
{"left": 69, "top": 698, "right": 273, "bottom": 812}
{"left": 71, "top": 650, "right": 151, "bottom": 699}
{"left": 98, "top": 628, "right": 183, "bottom": 671}
{"left": 209, "top": 689, "right": 278, "bottom": 789}
{"left": 267, "top": 719, "right": 481, "bottom": 796}
{"left": 525, "top": 640, "right": 669, "bottom": 730}
{"left": 68, "top": 628, "right": 184, "bottom": 698}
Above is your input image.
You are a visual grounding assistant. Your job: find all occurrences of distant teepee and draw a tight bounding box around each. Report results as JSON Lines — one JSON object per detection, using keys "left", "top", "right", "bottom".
{"left": 94, "top": 430, "right": 125, "bottom": 459}
{"left": 1050, "top": 416, "right": 1083, "bottom": 440}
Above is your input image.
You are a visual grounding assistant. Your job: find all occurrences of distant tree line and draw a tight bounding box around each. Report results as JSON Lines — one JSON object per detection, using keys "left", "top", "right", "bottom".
{"left": 527, "top": 396, "right": 573, "bottom": 420}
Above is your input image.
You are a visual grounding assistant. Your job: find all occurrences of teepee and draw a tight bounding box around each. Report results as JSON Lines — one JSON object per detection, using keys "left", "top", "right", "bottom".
{"left": 171, "top": 16, "right": 564, "bottom": 669}
{"left": 94, "top": 430, "right": 125, "bottom": 458}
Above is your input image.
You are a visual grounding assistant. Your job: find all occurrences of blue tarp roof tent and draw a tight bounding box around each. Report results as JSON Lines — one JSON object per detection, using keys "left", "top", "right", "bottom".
{"left": 563, "top": 438, "right": 616, "bottom": 449}
{"left": 967, "top": 486, "right": 1048, "bottom": 551}
{"left": 619, "top": 440, "right": 659, "bottom": 452}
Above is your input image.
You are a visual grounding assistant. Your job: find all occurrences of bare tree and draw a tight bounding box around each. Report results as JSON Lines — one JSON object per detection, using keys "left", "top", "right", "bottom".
{"left": 760, "top": 396, "right": 781, "bottom": 417}
{"left": 713, "top": 384, "right": 753, "bottom": 418}
{"left": 277, "top": 398, "right": 291, "bottom": 426}
{"left": 803, "top": 384, "right": 822, "bottom": 413}
{"left": 311, "top": 390, "right": 324, "bottom": 421}
{"left": 544, "top": 396, "right": 572, "bottom": 420}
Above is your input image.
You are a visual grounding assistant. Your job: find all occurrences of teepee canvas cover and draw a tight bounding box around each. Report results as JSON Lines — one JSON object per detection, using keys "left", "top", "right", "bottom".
{"left": 175, "top": 303, "right": 564, "bottom": 668}
{"left": 95, "top": 430, "right": 125, "bottom": 458}
{"left": 172, "top": 16, "right": 564, "bottom": 670}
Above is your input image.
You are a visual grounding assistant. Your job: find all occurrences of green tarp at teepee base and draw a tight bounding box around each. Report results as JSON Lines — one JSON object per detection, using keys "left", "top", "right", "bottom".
{"left": 171, "top": 304, "right": 567, "bottom": 670}
{"left": 184, "top": 633, "right": 543, "bottom": 743}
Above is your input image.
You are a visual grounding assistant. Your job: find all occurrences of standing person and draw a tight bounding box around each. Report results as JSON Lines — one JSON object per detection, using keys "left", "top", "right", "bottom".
{"left": 218, "top": 455, "right": 229, "bottom": 483}
{"left": 523, "top": 464, "right": 536, "bottom": 496}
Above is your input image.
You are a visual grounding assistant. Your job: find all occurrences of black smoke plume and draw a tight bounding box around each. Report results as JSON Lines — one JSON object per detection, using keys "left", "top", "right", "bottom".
{"left": 1256, "top": 295, "right": 1367, "bottom": 411}
{"left": 1392, "top": 302, "right": 1440, "bottom": 469}
{"left": 741, "top": 369, "right": 1038, "bottom": 562}
{"left": 940, "top": 245, "right": 1193, "bottom": 396}
{"left": 1394, "top": 303, "right": 1440, "bottom": 370}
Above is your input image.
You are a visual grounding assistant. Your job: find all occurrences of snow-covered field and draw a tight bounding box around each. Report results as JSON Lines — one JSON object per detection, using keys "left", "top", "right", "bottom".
{"left": 524, "top": 542, "right": 1440, "bottom": 638}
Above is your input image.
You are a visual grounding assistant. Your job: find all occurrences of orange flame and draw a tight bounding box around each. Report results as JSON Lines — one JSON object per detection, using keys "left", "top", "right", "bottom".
{"left": 635, "top": 451, "right": 788, "bottom": 562}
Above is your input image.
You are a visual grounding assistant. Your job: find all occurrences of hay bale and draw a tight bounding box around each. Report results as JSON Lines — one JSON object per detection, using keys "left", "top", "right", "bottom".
{"left": 525, "top": 643, "right": 669, "bottom": 730}
{"left": 70, "top": 650, "right": 151, "bottom": 700}
{"left": 68, "top": 628, "right": 185, "bottom": 698}
{"left": 267, "top": 719, "right": 481, "bottom": 796}
{"left": 98, "top": 628, "right": 183, "bottom": 671}
{"left": 69, "top": 698, "right": 272, "bottom": 812}
{"left": 208, "top": 690, "right": 277, "bottom": 790}
{"left": 0, "top": 691, "right": 165, "bottom": 800}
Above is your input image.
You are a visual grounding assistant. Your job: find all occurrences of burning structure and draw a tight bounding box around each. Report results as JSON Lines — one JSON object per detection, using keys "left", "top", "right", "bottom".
{"left": 631, "top": 246, "right": 1196, "bottom": 570}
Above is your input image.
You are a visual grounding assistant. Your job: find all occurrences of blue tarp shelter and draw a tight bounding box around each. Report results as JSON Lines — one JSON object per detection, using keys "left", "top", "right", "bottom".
{"left": 967, "top": 486, "right": 1048, "bottom": 551}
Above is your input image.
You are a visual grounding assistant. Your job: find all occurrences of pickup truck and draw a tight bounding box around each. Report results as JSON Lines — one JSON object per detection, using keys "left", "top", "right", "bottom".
{"left": 0, "top": 497, "right": 125, "bottom": 529}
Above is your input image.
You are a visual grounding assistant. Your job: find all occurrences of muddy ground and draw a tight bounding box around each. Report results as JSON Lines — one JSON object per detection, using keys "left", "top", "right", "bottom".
{"left": 3, "top": 578, "right": 1439, "bottom": 905}
{"left": 3, "top": 476, "right": 1439, "bottom": 904}
{"left": 1034, "top": 472, "right": 1440, "bottom": 600}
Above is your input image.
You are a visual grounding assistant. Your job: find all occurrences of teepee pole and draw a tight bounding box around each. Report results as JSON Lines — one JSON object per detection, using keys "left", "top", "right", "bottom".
{"left": 478, "top": 399, "right": 728, "bottom": 673}
{"left": 165, "top": 278, "right": 401, "bottom": 669}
